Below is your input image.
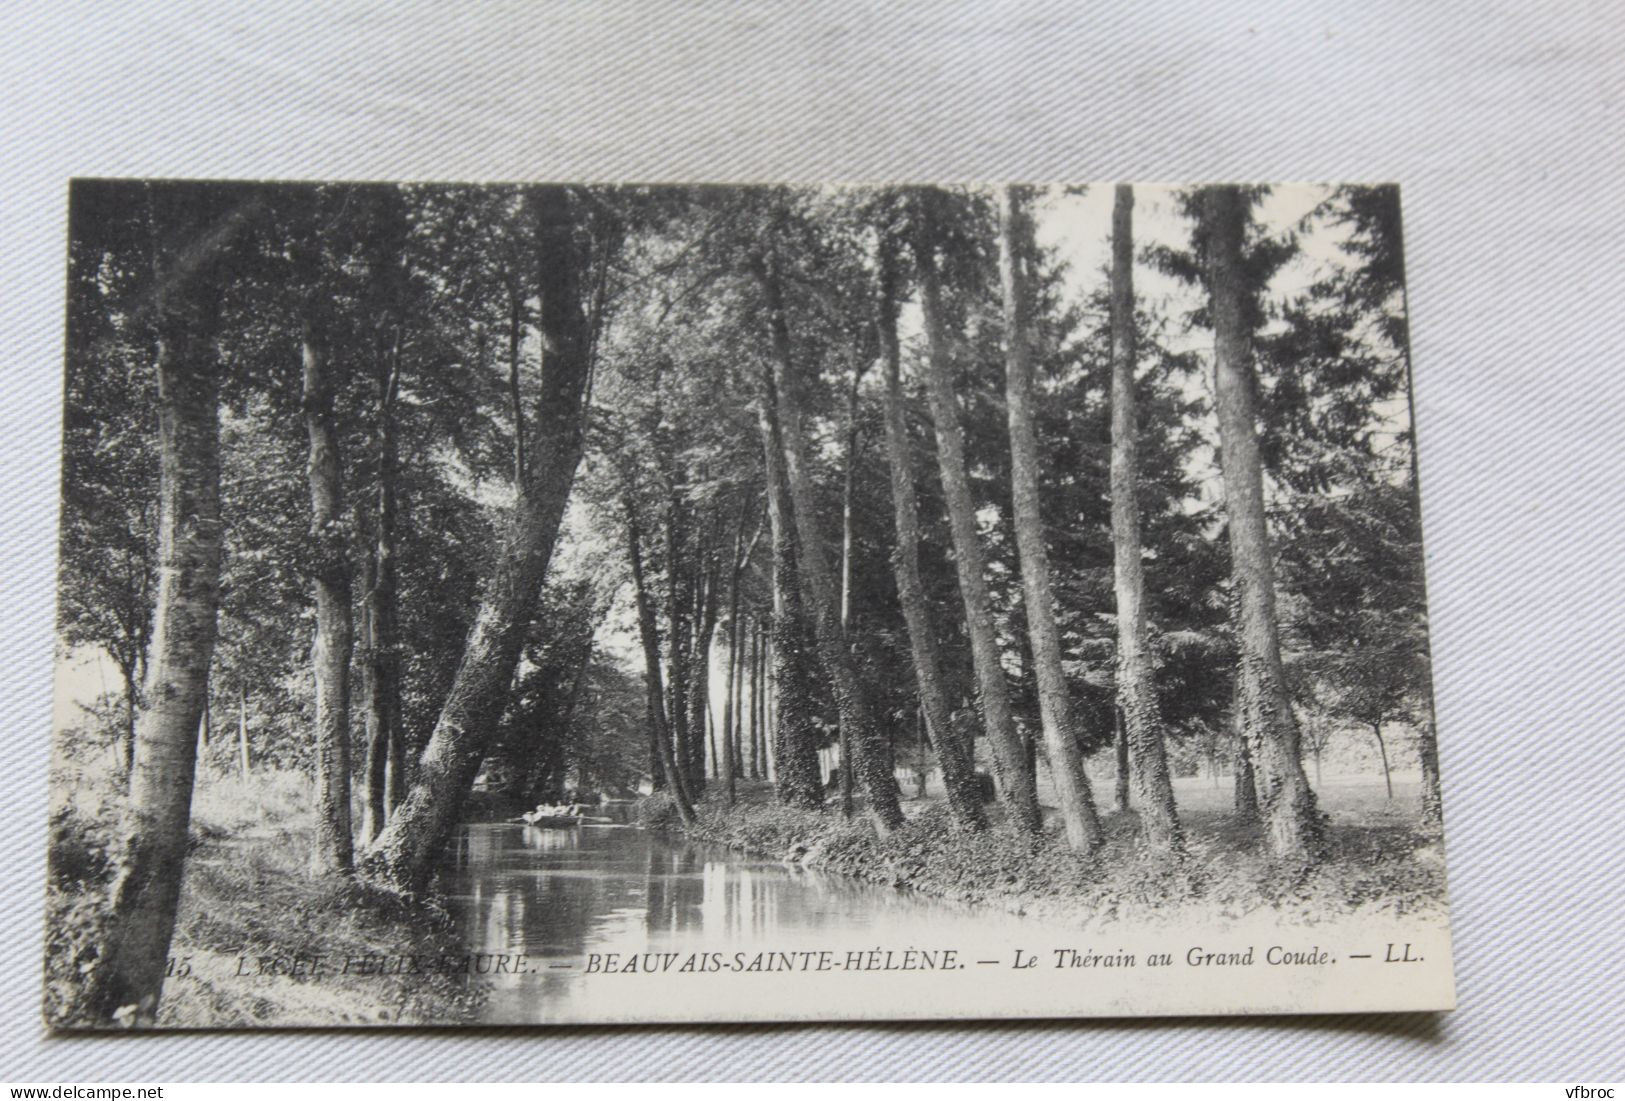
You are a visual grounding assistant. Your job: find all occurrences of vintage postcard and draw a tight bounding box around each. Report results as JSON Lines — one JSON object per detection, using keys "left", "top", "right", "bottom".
{"left": 45, "top": 180, "right": 1454, "bottom": 1028}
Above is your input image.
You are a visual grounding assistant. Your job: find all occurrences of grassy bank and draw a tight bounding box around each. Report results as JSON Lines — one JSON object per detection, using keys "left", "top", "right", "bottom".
{"left": 45, "top": 767, "right": 484, "bottom": 1029}
{"left": 637, "top": 778, "right": 1448, "bottom": 929}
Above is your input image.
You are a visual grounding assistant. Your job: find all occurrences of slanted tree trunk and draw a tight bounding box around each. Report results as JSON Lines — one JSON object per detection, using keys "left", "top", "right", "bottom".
{"left": 301, "top": 318, "right": 355, "bottom": 876}
{"left": 754, "top": 249, "right": 905, "bottom": 832}
{"left": 912, "top": 198, "right": 1043, "bottom": 835}
{"left": 362, "top": 186, "right": 597, "bottom": 892}
{"left": 1107, "top": 184, "right": 1183, "bottom": 851}
{"left": 876, "top": 239, "right": 986, "bottom": 832}
{"left": 1372, "top": 722, "right": 1394, "bottom": 800}
{"left": 705, "top": 699, "right": 719, "bottom": 779}
{"left": 89, "top": 186, "right": 235, "bottom": 1025}
{"left": 1204, "top": 184, "right": 1323, "bottom": 860}
{"left": 362, "top": 333, "right": 403, "bottom": 841}
{"left": 628, "top": 512, "right": 697, "bottom": 824}
{"left": 996, "top": 186, "right": 1102, "bottom": 851}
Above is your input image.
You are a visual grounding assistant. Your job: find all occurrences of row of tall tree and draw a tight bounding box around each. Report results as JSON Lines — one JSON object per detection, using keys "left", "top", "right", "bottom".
{"left": 60, "top": 181, "right": 1438, "bottom": 1025}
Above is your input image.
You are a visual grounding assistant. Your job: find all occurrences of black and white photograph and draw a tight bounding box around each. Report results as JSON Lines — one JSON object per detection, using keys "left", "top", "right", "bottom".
{"left": 42, "top": 179, "right": 1455, "bottom": 1029}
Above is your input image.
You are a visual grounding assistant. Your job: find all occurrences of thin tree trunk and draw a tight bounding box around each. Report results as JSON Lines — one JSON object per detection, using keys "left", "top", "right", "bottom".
{"left": 363, "top": 333, "right": 403, "bottom": 840}
{"left": 745, "top": 620, "right": 757, "bottom": 781}
{"left": 687, "top": 544, "right": 721, "bottom": 790}
{"left": 996, "top": 186, "right": 1102, "bottom": 851}
{"left": 876, "top": 238, "right": 987, "bottom": 832}
{"left": 749, "top": 619, "right": 764, "bottom": 780}
{"left": 236, "top": 685, "right": 250, "bottom": 782}
{"left": 706, "top": 697, "right": 719, "bottom": 780}
{"left": 508, "top": 286, "right": 526, "bottom": 485}
{"left": 301, "top": 319, "right": 354, "bottom": 876}
{"left": 912, "top": 198, "right": 1044, "bottom": 835}
{"left": 720, "top": 522, "right": 760, "bottom": 804}
{"left": 721, "top": 605, "right": 739, "bottom": 803}
{"left": 754, "top": 249, "right": 905, "bottom": 832}
{"left": 835, "top": 350, "right": 866, "bottom": 820}
{"left": 628, "top": 513, "right": 697, "bottom": 824}
{"left": 664, "top": 496, "right": 693, "bottom": 795}
{"left": 730, "top": 607, "right": 747, "bottom": 779}
{"left": 118, "top": 665, "right": 138, "bottom": 783}
{"left": 1114, "top": 708, "right": 1131, "bottom": 812}
{"left": 359, "top": 535, "right": 383, "bottom": 835}
{"left": 1372, "top": 723, "right": 1394, "bottom": 800}
{"left": 90, "top": 187, "right": 232, "bottom": 1025}
{"left": 362, "top": 186, "right": 596, "bottom": 892}
{"left": 1107, "top": 184, "right": 1183, "bottom": 851}
{"left": 1204, "top": 185, "right": 1323, "bottom": 861}
{"left": 764, "top": 628, "right": 777, "bottom": 781}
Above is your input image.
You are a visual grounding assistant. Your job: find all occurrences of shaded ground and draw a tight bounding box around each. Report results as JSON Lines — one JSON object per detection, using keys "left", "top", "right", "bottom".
{"left": 44, "top": 768, "right": 484, "bottom": 1029}
{"left": 640, "top": 773, "right": 1448, "bottom": 930}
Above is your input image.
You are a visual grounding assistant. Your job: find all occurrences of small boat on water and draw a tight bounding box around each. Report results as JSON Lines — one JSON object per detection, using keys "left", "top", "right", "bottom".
{"left": 516, "top": 802, "right": 612, "bottom": 828}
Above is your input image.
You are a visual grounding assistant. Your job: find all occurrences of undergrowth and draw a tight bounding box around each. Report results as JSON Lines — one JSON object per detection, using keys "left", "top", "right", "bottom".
{"left": 636, "top": 782, "right": 1448, "bottom": 929}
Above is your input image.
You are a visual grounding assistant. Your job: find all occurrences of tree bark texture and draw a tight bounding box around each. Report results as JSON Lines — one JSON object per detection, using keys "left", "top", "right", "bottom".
{"left": 749, "top": 619, "right": 764, "bottom": 780}
{"left": 835, "top": 350, "right": 865, "bottom": 819}
{"left": 362, "top": 335, "right": 403, "bottom": 841}
{"left": 1204, "top": 185, "right": 1323, "bottom": 860}
{"left": 664, "top": 497, "right": 694, "bottom": 793}
{"left": 755, "top": 249, "right": 905, "bottom": 832}
{"left": 912, "top": 200, "right": 1044, "bottom": 835}
{"left": 628, "top": 513, "right": 697, "bottom": 824}
{"left": 361, "top": 186, "right": 596, "bottom": 892}
{"left": 686, "top": 546, "right": 720, "bottom": 789}
{"left": 90, "top": 186, "right": 234, "bottom": 1025}
{"left": 301, "top": 322, "right": 355, "bottom": 876}
{"left": 996, "top": 186, "right": 1102, "bottom": 851}
{"left": 721, "top": 543, "right": 741, "bottom": 804}
{"left": 1114, "top": 709, "right": 1131, "bottom": 812}
{"left": 876, "top": 242, "right": 987, "bottom": 832}
{"left": 753, "top": 350, "right": 827, "bottom": 812}
{"left": 1107, "top": 184, "right": 1183, "bottom": 851}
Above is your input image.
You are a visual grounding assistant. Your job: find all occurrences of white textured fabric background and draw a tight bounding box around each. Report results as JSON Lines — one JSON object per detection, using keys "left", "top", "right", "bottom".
{"left": 3, "top": 0, "right": 1622, "bottom": 1082}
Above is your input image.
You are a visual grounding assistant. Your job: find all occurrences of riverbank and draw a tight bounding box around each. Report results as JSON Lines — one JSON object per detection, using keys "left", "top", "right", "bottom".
{"left": 637, "top": 779, "right": 1448, "bottom": 929}
{"left": 45, "top": 768, "right": 484, "bottom": 1028}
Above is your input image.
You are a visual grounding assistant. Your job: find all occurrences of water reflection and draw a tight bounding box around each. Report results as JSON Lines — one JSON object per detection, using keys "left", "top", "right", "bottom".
{"left": 440, "top": 818, "right": 1040, "bottom": 1023}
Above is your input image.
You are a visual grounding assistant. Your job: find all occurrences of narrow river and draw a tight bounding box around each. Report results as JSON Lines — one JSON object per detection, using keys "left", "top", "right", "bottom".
{"left": 440, "top": 815, "right": 1069, "bottom": 1025}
